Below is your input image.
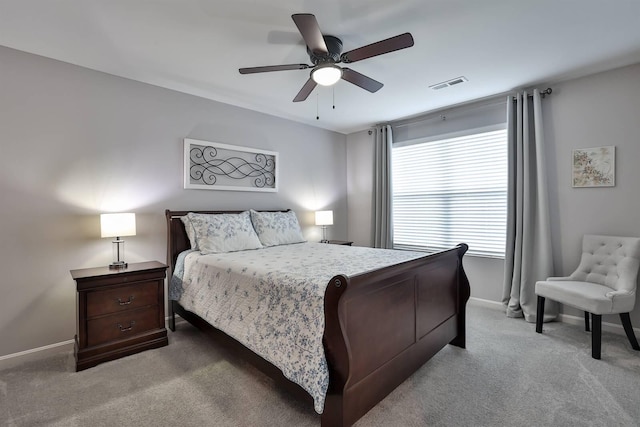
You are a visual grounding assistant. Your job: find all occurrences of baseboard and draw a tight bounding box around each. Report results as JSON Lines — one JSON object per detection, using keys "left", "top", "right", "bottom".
{"left": 468, "top": 297, "right": 640, "bottom": 337}
{"left": 3, "top": 303, "right": 635, "bottom": 370}
{"left": 558, "top": 312, "right": 640, "bottom": 337}
{"left": 0, "top": 339, "right": 74, "bottom": 370}
{"left": 469, "top": 296, "right": 504, "bottom": 309}
{"left": 0, "top": 315, "right": 187, "bottom": 371}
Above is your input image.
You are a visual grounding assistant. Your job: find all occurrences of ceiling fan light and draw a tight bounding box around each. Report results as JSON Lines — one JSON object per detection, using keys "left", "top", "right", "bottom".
{"left": 312, "top": 65, "right": 342, "bottom": 86}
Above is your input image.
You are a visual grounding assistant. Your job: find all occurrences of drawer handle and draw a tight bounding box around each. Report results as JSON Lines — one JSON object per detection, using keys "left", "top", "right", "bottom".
{"left": 117, "top": 321, "right": 136, "bottom": 332}
{"left": 117, "top": 295, "right": 135, "bottom": 306}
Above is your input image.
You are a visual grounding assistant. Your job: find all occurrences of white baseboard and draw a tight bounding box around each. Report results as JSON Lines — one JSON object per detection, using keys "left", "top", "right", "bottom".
{"left": 0, "top": 339, "right": 74, "bottom": 370}
{"left": 558, "top": 312, "right": 640, "bottom": 336}
{"left": 469, "top": 296, "right": 640, "bottom": 336}
{"left": 469, "top": 296, "right": 504, "bottom": 309}
{"left": 2, "top": 303, "right": 636, "bottom": 370}
{"left": 0, "top": 315, "right": 187, "bottom": 371}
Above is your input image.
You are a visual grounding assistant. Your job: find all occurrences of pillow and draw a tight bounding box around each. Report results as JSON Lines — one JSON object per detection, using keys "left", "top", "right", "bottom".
{"left": 250, "top": 209, "right": 306, "bottom": 247}
{"left": 187, "top": 211, "right": 263, "bottom": 254}
{"left": 180, "top": 215, "right": 198, "bottom": 250}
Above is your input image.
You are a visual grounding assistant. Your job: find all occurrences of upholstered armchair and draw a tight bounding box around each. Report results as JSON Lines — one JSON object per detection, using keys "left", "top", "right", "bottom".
{"left": 535, "top": 234, "right": 640, "bottom": 359}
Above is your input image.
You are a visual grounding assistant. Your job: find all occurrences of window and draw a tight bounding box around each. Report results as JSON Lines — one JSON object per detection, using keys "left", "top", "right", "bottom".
{"left": 392, "top": 128, "right": 507, "bottom": 258}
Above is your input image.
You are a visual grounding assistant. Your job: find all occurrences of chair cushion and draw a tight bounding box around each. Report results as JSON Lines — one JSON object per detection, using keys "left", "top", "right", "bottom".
{"left": 535, "top": 280, "right": 635, "bottom": 314}
{"left": 572, "top": 235, "right": 640, "bottom": 291}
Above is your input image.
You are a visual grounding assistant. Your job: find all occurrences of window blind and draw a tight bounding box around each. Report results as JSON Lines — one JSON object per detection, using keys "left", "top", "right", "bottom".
{"left": 392, "top": 128, "right": 507, "bottom": 258}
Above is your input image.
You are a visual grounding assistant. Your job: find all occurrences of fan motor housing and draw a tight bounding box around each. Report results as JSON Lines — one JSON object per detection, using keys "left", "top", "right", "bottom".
{"left": 308, "top": 35, "right": 343, "bottom": 64}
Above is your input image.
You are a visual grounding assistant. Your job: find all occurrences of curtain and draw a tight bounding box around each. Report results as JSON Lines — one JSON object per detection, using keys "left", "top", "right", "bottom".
{"left": 373, "top": 125, "right": 393, "bottom": 248}
{"left": 502, "top": 89, "right": 558, "bottom": 322}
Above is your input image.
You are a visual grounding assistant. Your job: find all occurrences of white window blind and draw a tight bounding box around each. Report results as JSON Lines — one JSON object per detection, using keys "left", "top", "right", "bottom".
{"left": 392, "top": 128, "right": 508, "bottom": 258}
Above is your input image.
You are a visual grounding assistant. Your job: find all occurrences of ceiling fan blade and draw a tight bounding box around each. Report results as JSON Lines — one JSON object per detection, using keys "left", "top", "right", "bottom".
{"left": 293, "top": 78, "right": 317, "bottom": 102}
{"left": 292, "top": 14, "right": 328, "bottom": 56}
{"left": 341, "top": 33, "right": 414, "bottom": 63}
{"left": 239, "top": 64, "right": 310, "bottom": 74}
{"left": 341, "top": 68, "right": 384, "bottom": 93}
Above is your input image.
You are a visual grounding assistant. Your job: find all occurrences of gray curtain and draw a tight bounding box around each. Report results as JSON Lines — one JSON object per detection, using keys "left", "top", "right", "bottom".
{"left": 502, "top": 89, "right": 558, "bottom": 322}
{"left": 373, "top": 125, "right": 393, "bottom": 248}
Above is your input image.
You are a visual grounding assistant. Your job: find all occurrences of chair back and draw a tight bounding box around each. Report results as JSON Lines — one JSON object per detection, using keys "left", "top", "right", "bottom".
{"left": 569, "top": 234, "right": 640, "bottom": 293}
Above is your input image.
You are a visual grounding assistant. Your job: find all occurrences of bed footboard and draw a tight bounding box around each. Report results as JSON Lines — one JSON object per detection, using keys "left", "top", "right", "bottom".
{"left": 166, "top": 210, "right": 469, "bottom": 426}
{"left": 322, "top": 244, "right": 470, "bottom": 427}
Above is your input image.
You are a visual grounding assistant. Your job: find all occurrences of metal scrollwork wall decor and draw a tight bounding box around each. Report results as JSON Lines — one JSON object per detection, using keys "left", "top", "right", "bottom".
{"left": 184, "top": 138, "right": 278, "bottom": 192}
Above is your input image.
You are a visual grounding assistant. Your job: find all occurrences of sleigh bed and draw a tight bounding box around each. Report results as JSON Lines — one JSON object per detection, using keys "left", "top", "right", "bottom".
{"left": 165, "top": 209, "right": 470, "bottom": 427}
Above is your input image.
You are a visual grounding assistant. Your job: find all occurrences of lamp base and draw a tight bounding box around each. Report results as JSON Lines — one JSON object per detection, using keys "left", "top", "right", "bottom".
{"left": 109, "top": 261, "right": 128, "bottom": 270}
{"left": 320, "top": 225, "right": 329, "bottom": 244}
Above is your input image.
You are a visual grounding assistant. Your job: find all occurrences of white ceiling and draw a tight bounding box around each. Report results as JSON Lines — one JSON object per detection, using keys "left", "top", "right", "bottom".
{"left": 2, "top": 0, "right": 640, "bottom": 134}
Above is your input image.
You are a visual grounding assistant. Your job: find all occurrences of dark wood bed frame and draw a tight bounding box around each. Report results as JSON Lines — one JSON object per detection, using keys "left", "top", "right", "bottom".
{"left": 165, "top": 209, "right": 470, "bottom": 427}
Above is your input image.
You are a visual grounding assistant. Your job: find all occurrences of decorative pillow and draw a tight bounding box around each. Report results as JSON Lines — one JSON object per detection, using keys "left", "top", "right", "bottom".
{"left": 180, "top": 215, "right": 198, "bottom": 250}
{"left": 187, "top": 211, "right": 263, "bottom": 254}
{"left": 250, "top": 209, "right": 306, "bottom": 247}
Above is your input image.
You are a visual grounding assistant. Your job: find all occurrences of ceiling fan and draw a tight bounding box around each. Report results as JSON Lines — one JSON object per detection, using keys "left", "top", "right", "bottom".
{"left": 239, "top": 13, "right": 414, "bottom": 102}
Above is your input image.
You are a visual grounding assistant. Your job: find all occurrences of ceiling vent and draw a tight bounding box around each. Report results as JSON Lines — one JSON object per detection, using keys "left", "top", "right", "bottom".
{"left": 429, "top": 76, "right": 468, "bottom": 90}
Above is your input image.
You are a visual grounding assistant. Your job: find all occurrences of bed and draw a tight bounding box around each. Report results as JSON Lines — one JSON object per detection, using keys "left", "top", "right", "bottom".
{"left": 165, "top": 209, "right": 470, "bottom": 427}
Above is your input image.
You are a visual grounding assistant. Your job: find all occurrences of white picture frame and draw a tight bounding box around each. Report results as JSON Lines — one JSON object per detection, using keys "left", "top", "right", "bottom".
{"left": 184, "top": 138, "right": 278, "bottom": 192}
{"left": 572, "top": 146, "right": 615, "bottom": 188}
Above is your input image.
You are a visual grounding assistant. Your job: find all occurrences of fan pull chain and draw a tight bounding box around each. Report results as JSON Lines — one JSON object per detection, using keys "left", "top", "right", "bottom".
{"left": 316, "top": 93, "right": 319, "bottom": 120}
{"left": 332, "top": 87, "right": 335, "bottom": 110}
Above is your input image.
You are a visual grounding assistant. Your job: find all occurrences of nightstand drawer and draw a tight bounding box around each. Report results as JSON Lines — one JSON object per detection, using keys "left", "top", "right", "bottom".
{"left": 87, "top": 281, "right": 158, "bottom": 317}
{"left": 71, "top": 261, "right": 168, "bottom": 370}
{"left": 87, "top": 306, "right": 159, "bottom": 347}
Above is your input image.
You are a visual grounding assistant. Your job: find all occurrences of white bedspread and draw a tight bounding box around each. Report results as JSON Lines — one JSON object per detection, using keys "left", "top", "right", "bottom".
{"left": 175, "top": 242, "right": 428, "bottom": 413}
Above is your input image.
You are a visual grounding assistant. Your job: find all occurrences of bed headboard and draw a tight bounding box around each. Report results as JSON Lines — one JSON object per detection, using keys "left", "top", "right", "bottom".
{"left": 164, "top": 209, "right": 289, "bottom": 278}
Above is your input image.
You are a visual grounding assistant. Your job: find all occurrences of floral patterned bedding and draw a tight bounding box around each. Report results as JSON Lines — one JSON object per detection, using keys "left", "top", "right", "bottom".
{"left": 170, "top": 242, "right": 428, "bottom": 413}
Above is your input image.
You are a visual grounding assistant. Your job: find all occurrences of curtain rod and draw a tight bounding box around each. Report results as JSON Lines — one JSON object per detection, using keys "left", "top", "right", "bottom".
{"left": 516, "top": 88, "right": 553, "bottom": 100}
{"left": 372, "top": 87, "right": 554, "bottom": 132}
{"left": 387, "top": 96, "right": 507, "bottom": 130}
{"left": 376, "top": 87, "right": 553, "bottom": 135}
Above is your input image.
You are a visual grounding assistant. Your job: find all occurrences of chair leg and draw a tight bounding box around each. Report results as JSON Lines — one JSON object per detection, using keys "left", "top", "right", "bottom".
{"left": 619, "top": 313, "right": 640, "bottom": 351}
{"left": 536, "top": 296, "right": 545, "bottom": 333}
{"left": 584, "top": 311, "right": 590, "bottom": 332}
{"left": 591, "top": 314, "right": 602, "bottom": 360}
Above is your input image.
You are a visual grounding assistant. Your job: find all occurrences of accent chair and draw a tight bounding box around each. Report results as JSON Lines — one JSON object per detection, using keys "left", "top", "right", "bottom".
{"left": 535, "top": 234, "right": 640, "bottom": 359}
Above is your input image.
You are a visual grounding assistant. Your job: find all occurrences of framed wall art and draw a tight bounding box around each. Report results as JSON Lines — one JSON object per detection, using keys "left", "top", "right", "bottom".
{"left": 572, "top": 146, "right": 615, "bottom": 188}
{"left": 184, "top": 138, "right": 278, "bottom": 192}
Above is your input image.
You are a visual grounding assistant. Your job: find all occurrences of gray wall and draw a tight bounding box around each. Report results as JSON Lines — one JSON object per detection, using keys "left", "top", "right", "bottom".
{"left": 347, "top": 62, "right": 640, "bottom": 328}
{"left": 0, "top": 46, "right": 347, "bottom": 358}
{"left": 346, "top": 129, "right": 375, "bottom": 248}
{"left": 544, "top": 62, "right": 640, "bottom": 326}
{"left": 3, "top": 42, "right": 639, "bottom": 359}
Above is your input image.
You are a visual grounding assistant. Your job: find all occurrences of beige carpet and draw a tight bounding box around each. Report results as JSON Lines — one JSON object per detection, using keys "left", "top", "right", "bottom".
{"left": 2, "top": 302, "right": 639, "bottom": 426}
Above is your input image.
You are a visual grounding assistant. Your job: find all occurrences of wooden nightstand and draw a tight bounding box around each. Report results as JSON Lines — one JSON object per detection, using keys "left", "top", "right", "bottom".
{"left": 70, "top": 261, "right": 168, "bottom": 371}
{"left": 327, "top": 240, "right": 353, "bottom": 246}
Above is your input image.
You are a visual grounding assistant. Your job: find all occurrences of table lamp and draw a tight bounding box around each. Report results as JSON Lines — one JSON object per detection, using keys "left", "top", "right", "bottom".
{"left": 315, "top": 210, "right": 333, "bottom": 243}
{"left": 100, "top": 213, "right": 136, "bottom": 269}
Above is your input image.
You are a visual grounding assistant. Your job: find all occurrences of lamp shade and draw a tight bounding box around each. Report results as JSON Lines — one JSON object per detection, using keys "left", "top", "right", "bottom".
{"left": 100, "top": 213, "right": 136, "bottom": 238}
{"left": 311, "top": 65, "right": 342, "bottom": 86}
{"left": 315, "top": 210, "right": 334, "bottom": 226}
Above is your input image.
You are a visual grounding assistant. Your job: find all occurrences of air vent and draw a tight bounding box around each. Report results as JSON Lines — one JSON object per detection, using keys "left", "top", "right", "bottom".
{"left": 429, "top": 76, "right": 468, "bottom": 90}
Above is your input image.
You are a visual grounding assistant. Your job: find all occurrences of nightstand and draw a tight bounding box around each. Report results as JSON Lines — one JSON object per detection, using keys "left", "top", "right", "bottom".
{"left": 327, "top": 240, "right": 353, "bottom": 246}
{"left": 70, "top": 261, "right": 168, "bottom": 371}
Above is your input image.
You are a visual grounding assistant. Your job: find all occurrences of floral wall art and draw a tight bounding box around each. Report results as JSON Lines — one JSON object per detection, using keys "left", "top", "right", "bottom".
{"left": 572, "top": 146, "right": 615, "bottom": 188}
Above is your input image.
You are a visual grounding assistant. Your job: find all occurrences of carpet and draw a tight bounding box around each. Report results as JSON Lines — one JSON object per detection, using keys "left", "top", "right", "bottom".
{"left": 1, "top": 302, "right": 639, "bottom": 426}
